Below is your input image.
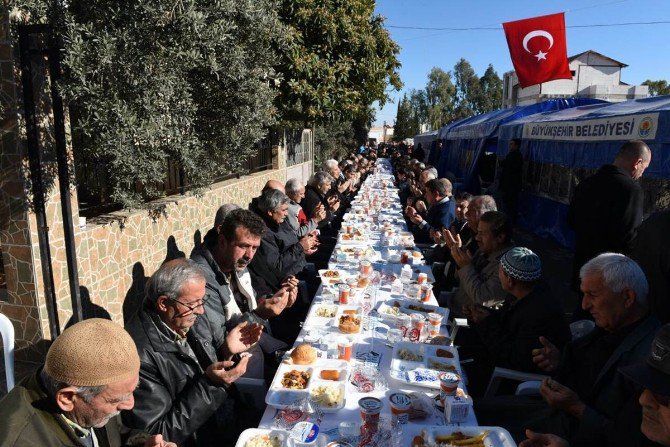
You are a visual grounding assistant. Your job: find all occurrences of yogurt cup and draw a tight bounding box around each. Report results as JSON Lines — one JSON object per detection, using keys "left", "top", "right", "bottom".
{"left": 290, "top": 421, "right": 320, "bottom": 446}
{"left": 388, "top": 392, "right": 412, "bottom": 425}
{"left": 439, "top": 372, "right": 460, "bottom": 402}
{"left": 358, "top": 397, "right": 382, "bottom": 425}
{"left": 427, "top": 312, "right": 443, "bottom": 337}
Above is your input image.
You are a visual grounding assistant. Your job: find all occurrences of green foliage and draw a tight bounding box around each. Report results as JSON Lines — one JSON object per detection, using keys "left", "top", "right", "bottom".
{"left": 425, "top": 67, "right": 455, "bottom": 130}
{"left": 12, "top": 0, "right": 283, "bottom": 209}
{"left": 393, "top": 91, "right": 423, "bottom": 140}
{"left": 314, "top": 120, "right": 356, "bottom": 166}
{"left": 396, "top": 58, "right": 503, "bottom": 133}
{"left": 276, "top": 0, "right": 402, "bottom": 126}
{"left": 476, "top": 64, "right": 503, "bottom": 114}
{"left": 642, "top": 79, "right": 670, "bottom": 97}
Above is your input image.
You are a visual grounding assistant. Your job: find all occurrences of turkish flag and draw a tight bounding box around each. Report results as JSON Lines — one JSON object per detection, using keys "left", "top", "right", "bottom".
{"left": 503, "top": 12, "right": 572, "bottom": 88}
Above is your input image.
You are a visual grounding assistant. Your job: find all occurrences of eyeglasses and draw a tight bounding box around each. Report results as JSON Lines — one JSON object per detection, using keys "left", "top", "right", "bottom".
{"left": 168, "top": 297, "right": 208, "bottom": 314}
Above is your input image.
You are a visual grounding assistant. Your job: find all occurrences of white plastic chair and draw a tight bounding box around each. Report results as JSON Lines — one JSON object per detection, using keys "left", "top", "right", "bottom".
{"left": 0, "top": 313, "right": 15, "bottom": 391}
{"left": 483, "top": 319, "right": 596, "bottom": 398}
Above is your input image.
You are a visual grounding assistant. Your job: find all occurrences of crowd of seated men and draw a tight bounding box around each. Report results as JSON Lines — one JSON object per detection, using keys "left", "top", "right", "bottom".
{"left": 3, "top": 141, "right": 669, "bottom": 447}
{"left": 390, "top": 139, "right": 670, "bottom": 447}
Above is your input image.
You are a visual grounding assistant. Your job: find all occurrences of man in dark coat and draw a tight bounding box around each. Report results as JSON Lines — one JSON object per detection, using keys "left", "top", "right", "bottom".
{"left": 250, "top": 189, "right": 316, "bottom": 343}
{"left": 499, "top": 138, "right": 523, "bottom": 223}
{"left": 479, "top": 253, "right": 659, "bottom": 447}
{"left": 191, "top": 207, "right": 294, "bottom": 382}
{"left": 123, "top": 259, "right": 263, "bottom": 447}
{"left": 405, "top": 178, "right": 455, "bottom": 243}
{"left": 631, "top": 210, "right": 670, "bottom": 323}
{"left": 568, "top": 140, "right": 651, "bottom": 318}
{"left": 459, "top": 247, "right": 571, "bottom": 396}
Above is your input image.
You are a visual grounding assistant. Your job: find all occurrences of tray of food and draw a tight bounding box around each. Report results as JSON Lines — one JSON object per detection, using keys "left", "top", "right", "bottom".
{"left": 308, "top": 381, "right": 346, "bottom": 413}
{"left": 235, "top": 428, "right": 286, "bottom": 447}
{"left": 305, "top": 303, "right": 338, "bottom": 326}
{"left": 334, "top": 306, "right": 363, "bottom": 334}
{"left": 413, "top": 426, "right": 515, "bottom": 447}
{"left": 266, "top": 364, "right": 313, "bottom": 409}
{"left": 389, "top": 342, "right": 461, "bottom": 390}
{"left": 379, "top": 299, "right": 449, "bottom": 323}
{"left": 334, "top": 246, "right": 378, "bottom": 261}
{"left": 318, "top": 269, "right": 351, "bottom": 285}
{"left": 339, "top": 232, "right": 369, "bottom": 244}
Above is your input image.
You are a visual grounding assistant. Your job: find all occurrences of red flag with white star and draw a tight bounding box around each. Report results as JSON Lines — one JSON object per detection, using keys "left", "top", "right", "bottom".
{"left": 503, "top": 12, "right": 572, "bottom": 88}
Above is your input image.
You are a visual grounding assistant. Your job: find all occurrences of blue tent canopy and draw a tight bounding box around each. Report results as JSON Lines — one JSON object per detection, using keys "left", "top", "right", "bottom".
{"left": 413, "top": 130, "right": 438, "bottom": 163}
{"left": 497, "top": 95, "right": 670, "bottom": 247}
{"left": 437, "top": 98, "right": 606, "bottom": 193}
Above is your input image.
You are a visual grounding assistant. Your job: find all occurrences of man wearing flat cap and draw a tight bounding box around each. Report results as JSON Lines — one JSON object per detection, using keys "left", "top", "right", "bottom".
{"left": 458, "top": 247, "right": 570, "bottom": 396}
{"left": 0, "top": 318, "right": 174, "bottom": 447}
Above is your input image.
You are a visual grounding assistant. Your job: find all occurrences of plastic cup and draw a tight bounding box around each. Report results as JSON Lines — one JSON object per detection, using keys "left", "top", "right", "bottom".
{"left": 409, "top": 313, "right": 425, "bottom": 342}
{"left": 358, "top": 397, "right": 383, "bottom": 425}
{"left": 388, "top": 392, "right": 412, "bottom": 425}
{"left": 439, "top": 372, "right": 460, "bottom": 403}
{"left": 420, "top": 284, "right": 433, "bottom": 302}
{"left": 359, "top": 260, "right": 372, "bottom": 276}
{"left": 427, "top": 312, "right": 443, "bottom": 337}
{"left": 417, "top": 272, "right": 428, "bottom": 285}
{"left": 337, "top": 336, "right": 353, "bottom": 361}
{"left": 396, "top": 314, "right": 411, "bottom": 339}
{"left": 338, "top": 284, "right": 350, "bottom": 305}
{"left": 407, "top": 283, "right": 420, "bottom": 300}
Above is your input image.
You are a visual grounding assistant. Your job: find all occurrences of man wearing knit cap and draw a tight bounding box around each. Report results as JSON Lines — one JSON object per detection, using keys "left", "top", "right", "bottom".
{"left": 0, "top": 318, "right": 175, "bottom": 447}
{"left": 457, "top": 247, "right": 570, "bottom": 396}
{"left": 123, "top": 258, "right": 263, "bottom": 447}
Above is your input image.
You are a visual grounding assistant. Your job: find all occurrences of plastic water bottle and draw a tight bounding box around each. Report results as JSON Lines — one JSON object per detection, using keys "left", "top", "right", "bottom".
{"left": 400, "top": 264, "right": 413, "bottom": 283}
{"left": 391, "top": 278, "right": 404, "bottom": 295}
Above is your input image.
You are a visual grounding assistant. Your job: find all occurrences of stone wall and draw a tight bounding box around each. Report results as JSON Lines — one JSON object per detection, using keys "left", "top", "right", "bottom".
{"left": 0, "top": 11, "right": 314, "bottom": 362}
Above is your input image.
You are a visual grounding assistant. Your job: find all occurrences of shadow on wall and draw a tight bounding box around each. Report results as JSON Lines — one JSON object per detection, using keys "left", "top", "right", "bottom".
{"left": 65, "top": 286, "right": 112, "bottom": 329}
{"left": 123, "top": 235, "right": 188, "bottom": 323}
{"left": 123, "top": 262, "right": 148, "bottom": 323}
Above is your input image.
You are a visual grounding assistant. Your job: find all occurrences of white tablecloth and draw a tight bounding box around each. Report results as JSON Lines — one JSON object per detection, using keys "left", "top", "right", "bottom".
{"left": 257, "top": 160, "right": 478, "bottom": 445}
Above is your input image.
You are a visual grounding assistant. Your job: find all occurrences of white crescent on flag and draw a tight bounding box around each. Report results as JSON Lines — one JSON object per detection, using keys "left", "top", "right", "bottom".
{"left": 522, "top": 30, "right": 554, "bottom": 61}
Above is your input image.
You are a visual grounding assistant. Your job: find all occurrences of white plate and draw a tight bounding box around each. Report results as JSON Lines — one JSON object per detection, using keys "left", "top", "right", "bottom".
{"left": 235, "top": 429, "right": 287, "bottom": 447}
{"left": 333, "top": 306, "right": 363, "bottom": 335}
{"left": 394, "top": 299, "right": 450, "bottom": 322}
{"left": 389, "top": 342, "right": 461, "bottom": 390}
{"left": 422, "top": 426, "right": 515, "bottom": 447}
{"left": 308, "top": 380, "right": 346, "bottom": 413}
{"left": 317, "top": 269, "right": 350, "bottom": 284}
{"left": 338, "top": 233, "right": 369, "bottom": 245}
{"left": 266, "top": 365, "right": 313, "bottom": 409}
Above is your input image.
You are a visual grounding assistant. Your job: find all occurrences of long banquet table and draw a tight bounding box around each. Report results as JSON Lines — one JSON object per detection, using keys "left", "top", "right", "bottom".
{"left": 256, "top": 159, "right": 478, "bottom": 446}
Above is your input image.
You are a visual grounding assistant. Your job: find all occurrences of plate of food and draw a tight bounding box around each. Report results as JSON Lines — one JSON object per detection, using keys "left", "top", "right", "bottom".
{"left": 306, "top": 304, "right": 338, "bottom": 325}
{"left": 318, "top": 269, "right": 350, "bottom": 285}
{"left": 308, "top": 381, "right": 346, "bottom": 413}
{"left": 266, "top": 364, "right": 313, "bottom": 409}
{"left": 338, "top": 229, "right": 369, "bottom": 244}
{"left": 389, "top": 342, "right": 461, "bottom": 390}
{"left": 235, "top": 429, "right": 286, "bottom": 447}
{"left": 284, "top": 344, "right": 320, "bottom": 365}
{"left": 415, "top": 426, "right": 515, "bottom": 447}
{"left": 334, "top": 306, "right": 363, "bottom": 334}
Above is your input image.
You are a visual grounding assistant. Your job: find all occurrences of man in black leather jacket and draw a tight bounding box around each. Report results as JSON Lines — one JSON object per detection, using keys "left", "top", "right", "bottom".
{"left": 122, "top": 259, "right": 262, "bottom": 447}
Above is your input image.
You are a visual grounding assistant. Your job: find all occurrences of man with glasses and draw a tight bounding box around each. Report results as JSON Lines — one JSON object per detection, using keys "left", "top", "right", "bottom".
{"left": 123, "top": 258, "right": 262, "bottom": 447}
{"left": 0, "top": 318, "right": 176, "bottom": 447}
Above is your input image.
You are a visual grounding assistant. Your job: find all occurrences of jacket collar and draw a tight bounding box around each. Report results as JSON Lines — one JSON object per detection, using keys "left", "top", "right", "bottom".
{"left": 596, "top": 314, "right": 660, "bottom": 385}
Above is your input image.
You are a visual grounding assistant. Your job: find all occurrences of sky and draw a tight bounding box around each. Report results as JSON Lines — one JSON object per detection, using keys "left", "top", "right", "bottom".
{"left": 372, "top": 0, "right": 670, "bottom": 126}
